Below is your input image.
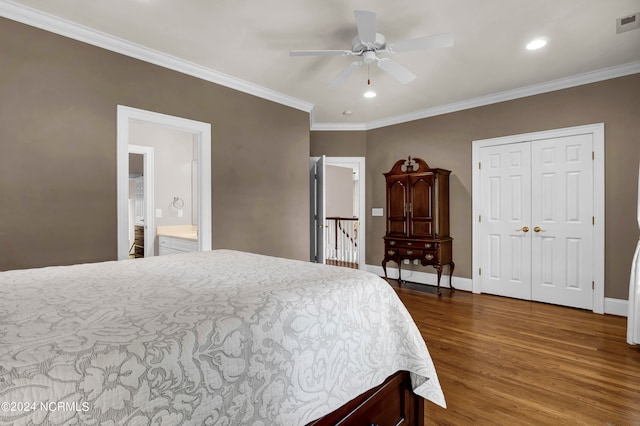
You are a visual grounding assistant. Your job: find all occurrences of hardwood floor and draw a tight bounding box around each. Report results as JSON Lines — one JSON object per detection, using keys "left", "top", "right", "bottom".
{"left": 389, "top": 280, "right": 640, "bottom": 426}
{"left": 326, "top": 260, "right": 359, "bottom": 269}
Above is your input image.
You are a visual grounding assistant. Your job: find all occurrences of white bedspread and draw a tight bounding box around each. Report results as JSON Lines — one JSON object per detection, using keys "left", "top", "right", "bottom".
{"left": 0, "top": 250, "right": 444, "bottom": 425}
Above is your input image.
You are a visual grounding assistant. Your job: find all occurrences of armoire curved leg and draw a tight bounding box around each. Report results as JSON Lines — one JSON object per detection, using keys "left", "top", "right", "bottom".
{"left": 435, "top": 265, "right": 443, "bottom": 296}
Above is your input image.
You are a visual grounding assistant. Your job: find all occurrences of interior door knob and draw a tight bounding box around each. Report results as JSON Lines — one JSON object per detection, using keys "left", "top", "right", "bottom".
{"left": 534, "top": 226, "right": 545, "bottom": 232}
{"left": 516, "top": 226, "right": 529, "bottom": 232}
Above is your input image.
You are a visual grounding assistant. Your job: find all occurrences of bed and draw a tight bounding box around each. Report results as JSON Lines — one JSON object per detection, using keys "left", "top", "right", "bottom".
{"left": 0, "top": 249, "right": 445, "bottom": 425}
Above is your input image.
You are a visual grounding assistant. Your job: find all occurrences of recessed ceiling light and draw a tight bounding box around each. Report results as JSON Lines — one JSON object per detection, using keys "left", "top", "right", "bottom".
{"left": 363, "top": 90, "right": 377, "bottom": 98}
{"left": 526, "top": 38, "right": 547, "bottom": 50}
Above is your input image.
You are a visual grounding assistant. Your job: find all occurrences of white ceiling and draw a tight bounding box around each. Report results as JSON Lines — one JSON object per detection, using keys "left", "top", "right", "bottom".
{"left": 3, "top": 0, "right": 640, "bottom": 129}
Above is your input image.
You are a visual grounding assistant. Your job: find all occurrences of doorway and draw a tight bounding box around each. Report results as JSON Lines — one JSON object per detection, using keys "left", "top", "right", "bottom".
{"left": 116, "top": 106, "right": 212, "bottom": 260}
{"left": 310, "top": 156, "right": 366, "bottom": 269}
{"left": 472, "top": 123, "right": 605, "bottom": 313}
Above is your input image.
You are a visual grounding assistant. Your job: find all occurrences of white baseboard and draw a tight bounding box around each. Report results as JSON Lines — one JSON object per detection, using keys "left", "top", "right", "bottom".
{"left": 604, "top": 298, "right": 628, "bottom": 317}
{"left": 366, "top": 264, "right": 472, "bottom": 292}
{"left": 366, "top": 263, "right": 628, "bottom": 317}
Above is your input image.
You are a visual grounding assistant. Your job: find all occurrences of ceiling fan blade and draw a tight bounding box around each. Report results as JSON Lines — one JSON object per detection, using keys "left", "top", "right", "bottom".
{"left": 387, "top": 33, "right": 455, "bottom": 53}
{"left": 376, "top": 58, "right": 416, "bottom": 84}
{"left": 289, "top": 50, "right": 352, "bottom": 57}
{"left": 328, "top": 61, "right": 362, "bottom": 88}
{"left": 354, "top": 10, "right": 377, "bottom": 44}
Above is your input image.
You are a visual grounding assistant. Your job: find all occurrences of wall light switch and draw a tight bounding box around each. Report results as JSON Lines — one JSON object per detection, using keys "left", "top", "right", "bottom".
{"left": 372, "top": 208, "right": 384, "bottom": 217}
{"left": 178, "top": 209, "right": 183, "bottom": 217}
{"left": 156, "top": 208, "right": 162, "bottom": 218}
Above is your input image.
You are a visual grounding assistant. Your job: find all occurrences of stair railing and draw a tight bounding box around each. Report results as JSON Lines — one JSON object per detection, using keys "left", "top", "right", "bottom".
{"left": 325, "top": 217, "right": 359, "bottom": 264}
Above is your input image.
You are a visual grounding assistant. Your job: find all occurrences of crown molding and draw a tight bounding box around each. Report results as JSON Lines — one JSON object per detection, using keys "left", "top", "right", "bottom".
{"left": 310, "top": 122, "right": 367, "bottom": 131}
{"left": 316, "top": 60, "right": 640, "bottom": 131}
{"left": 0, "top": 0, "right": 314, "bottom": 113}
{"left": 2, "top": 0, "right": 638, "bottom": 131}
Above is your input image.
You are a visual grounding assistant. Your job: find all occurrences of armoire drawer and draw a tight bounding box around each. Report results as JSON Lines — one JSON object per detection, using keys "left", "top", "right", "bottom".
{"left": 398, "top": 248, "right": 422, "bottom": 257}
{"left": 387, "top": 239, "right": 418, "bottom": 249}
{"left": 387, "top": 240, "right": 440, "bottom": 251}
{"left": 422, "top": 251, "right": 438, "bottom": 263}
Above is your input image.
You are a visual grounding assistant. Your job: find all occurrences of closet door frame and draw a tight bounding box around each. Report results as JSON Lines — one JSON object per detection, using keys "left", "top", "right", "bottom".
{"left": 471, "top": 123, "right": 605, "bottom": 314}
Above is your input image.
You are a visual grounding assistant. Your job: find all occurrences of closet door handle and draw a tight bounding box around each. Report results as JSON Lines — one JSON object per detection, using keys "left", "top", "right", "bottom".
{"left": 516, "top": 226, "right": 529, "bottom": 232}
{"left": 534, "top": 226, "right": 545, "bottom": 233}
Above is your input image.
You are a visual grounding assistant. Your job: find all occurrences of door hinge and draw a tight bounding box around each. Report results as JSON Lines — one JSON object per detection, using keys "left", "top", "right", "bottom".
{"left": 479, "top": 215, "right": 482, "bottom": 223}
{"left": 592, "top": 216, "right": 595, "bottom": 225}
{"left": 592, "top": 151, "right": 594, "bottom": 160}
{"left": 478, "top": 162, "right": 481, "bottom": 170}
{"left": 592, "top": 281, "right": 595, "bottom": 290}
{"left": 479, "top": 268, "right": 482, "bottom": 276}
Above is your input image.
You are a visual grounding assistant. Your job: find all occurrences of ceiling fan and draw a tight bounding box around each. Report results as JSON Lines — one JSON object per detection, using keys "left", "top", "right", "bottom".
{"left": 290, "top": 10, "right": 454, "bottom": 88}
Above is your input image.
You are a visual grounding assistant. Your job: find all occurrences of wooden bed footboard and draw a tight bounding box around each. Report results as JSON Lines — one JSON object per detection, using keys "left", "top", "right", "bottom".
{"left": 307, "top": 371, "right": 424, "bottom": 426}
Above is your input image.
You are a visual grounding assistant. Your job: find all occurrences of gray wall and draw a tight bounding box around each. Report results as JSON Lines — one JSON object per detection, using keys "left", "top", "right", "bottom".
{"left": 0, "top": 17, "right": 310, "bottom": 270}
{"left": 312, "top": 74, "right": 640, "bottom": 300}
{"left": 310, "top": 131, "right": 367, "bottom": 157}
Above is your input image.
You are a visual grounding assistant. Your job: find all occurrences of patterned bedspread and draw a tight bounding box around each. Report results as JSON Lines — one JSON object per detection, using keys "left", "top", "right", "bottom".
{"left": 0, "top": 250, "right": 445, "bottom": 425}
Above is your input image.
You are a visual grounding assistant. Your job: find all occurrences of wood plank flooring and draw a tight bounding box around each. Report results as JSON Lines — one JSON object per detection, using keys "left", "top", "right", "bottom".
{"left": 326, "top": 260, "right": 359, "bottom": 269}
{"left": 389, "top": 281, "right": 640, "bottom": 426}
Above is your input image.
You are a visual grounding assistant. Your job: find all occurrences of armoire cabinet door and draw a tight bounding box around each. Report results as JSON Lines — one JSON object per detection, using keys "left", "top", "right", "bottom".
{"left": 408, "top": 174, "right": 434, "bottom": 238}
{"left": 387, "top": 177, "right": 408, "bottom": 237}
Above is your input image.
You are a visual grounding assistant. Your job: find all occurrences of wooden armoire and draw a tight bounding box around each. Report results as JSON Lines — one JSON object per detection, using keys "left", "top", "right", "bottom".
{"left": 382, "top": 156, "right": 454, "bottom": 295}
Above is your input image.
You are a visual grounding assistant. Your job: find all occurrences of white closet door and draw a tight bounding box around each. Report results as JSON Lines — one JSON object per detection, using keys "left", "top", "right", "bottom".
{"left": 478, "top": 142, "right": 532, "bottom": 299}
{"left": 531, "top": 134, "right": 594, "bottom": 309}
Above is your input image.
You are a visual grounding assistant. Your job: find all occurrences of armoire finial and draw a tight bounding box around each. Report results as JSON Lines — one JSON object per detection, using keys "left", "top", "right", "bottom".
{"left": 401, "top": 156, "right": 419, "bottom": 172}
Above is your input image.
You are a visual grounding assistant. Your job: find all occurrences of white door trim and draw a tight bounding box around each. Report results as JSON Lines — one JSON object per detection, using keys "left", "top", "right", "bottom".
{"left": 117, "top": 105, "right": 212, "bottom": 260}
{"left": 325, "top": 157, "right": 366, "bottom": 270}
{"left": 128, "top": 145, "right": 155, "bottom": 257}
{"left": 472, "top": 123, "right": 605, "bottom": 313}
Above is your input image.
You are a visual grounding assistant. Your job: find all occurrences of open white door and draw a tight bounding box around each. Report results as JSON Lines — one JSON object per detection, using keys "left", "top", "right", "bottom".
{"left": 128, "top": 145, "right": 155, "bottom": 258}
{"left": 309, "top": 156, "right": 326, "bottom": 263}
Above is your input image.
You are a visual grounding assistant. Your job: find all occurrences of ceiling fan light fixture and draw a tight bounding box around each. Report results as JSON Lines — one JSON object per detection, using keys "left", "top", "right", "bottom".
{"left": 526, "top": 38, "right": 547, "bottom": 50}
{"left": 290, "top": 10, "right": 454, "bottom": 89}
{"left": 363, "top": 76, "right": 376, "bottom": 98}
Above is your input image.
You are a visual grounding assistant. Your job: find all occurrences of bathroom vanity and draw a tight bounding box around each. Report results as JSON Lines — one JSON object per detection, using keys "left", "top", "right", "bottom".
{"left": 157, "top": 225, "right": 198, "bottom": 255}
